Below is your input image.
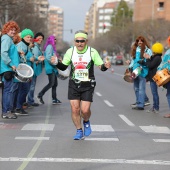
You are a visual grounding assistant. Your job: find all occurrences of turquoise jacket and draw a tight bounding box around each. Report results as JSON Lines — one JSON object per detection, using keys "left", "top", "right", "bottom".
{"left": 0, "top": 34, "right": 20, "bottom": 74}
{"left": 16, "top": 41, "right": 33, "bottom": 67}
{"left": 44, "top": 44, "right": 58, "bottom": 75}
{"left": 32, "top": 42, "right": 43, "bottom": 77}
{"left": 157, "top": 49, "right": 170, "bottom": 70}
{"left": 131, "top": 46, "right": 152, "bottom": 78}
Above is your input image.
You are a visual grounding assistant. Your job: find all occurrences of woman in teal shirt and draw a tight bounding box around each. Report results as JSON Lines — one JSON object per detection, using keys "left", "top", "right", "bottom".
{"left": 0, "top": 21, "right": 20, "bottom": 119}
{"left": 37, "top": 35, "right": 61, "bottom": 105}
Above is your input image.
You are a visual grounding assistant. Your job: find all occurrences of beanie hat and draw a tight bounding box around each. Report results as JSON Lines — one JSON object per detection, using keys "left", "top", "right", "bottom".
{"left": 21, "top": 28, "right": 34, "bottom": 38}
{"left": 152, "top": 42, "right": 164, "bottom": 54}
{"left": 34, "top": 32, "right": 44, "bottom": 39}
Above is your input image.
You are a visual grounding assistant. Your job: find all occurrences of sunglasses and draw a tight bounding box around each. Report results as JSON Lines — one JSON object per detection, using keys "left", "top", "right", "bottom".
{"left": 75, "top": 40, "right": 86, "bottom": 43}
{"left": 136, "top": 39, "right": 144, "bottom": 42}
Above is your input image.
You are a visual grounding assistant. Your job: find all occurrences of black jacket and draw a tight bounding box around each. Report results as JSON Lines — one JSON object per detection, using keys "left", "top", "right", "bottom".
{"left": 145, "top": 54, "right": 162, "bottom": 82}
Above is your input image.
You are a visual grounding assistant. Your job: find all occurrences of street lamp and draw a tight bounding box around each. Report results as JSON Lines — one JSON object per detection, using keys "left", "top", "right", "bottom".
{"left": 121, "top": 8, "right": 125, "bottom": 31}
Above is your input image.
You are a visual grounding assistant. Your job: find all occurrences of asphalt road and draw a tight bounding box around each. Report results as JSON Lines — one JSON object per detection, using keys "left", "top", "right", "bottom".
{"left": 0, "top": 65, "right": 170, "bottom": 170}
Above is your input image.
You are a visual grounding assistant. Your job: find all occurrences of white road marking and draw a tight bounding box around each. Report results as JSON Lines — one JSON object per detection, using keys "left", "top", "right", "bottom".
{"left": 153, "top": 139, "right": 170, "bottom": 143}
{"left": 104, "top": 100, "right": 114, "bottom": 107}
{"left": 85, "top": 138, "right": 119, "bottom": 141}
{"left": 0, "top": 157, "right": 170, "bottom": 165}
{"left": 113, "top": 72, "right": 123, "bottom": 77}
{"left": 15, "top": 137, "right": 49, "bottom": 140}
{"left": 119, "top": 115, "right": 135, "bottom": 127}
{"left": 140, "top": 126, "right": 170, "bottom": 134}
{"left": 95, "top": 92, "right": 102, "bottom": 96}
{"left": 91, "top": 125, "right": 114, "bottom": 132}
{"left": 21, "top": 124, "right": 55, "bottom": 131}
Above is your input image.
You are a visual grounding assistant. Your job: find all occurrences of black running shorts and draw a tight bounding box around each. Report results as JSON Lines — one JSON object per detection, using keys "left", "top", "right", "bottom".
{"left": 68, "top": 80, "right": 95, "bottom": 102}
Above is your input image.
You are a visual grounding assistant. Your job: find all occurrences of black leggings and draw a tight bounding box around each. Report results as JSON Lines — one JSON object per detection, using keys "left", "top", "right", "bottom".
{"left": 38, "top": 72, "right": 58, "bottom": 100}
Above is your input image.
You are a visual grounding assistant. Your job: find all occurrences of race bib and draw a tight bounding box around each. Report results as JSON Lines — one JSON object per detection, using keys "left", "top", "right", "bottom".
{"left": 75, "top": 69, "right": 89, "bottom": 81}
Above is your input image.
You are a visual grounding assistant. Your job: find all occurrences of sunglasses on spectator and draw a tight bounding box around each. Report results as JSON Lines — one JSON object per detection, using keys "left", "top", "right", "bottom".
{"left": 75, "top": 40, "right": 86, "bottom": 43}
{"left": 136, "top": 39, "right": 144, "bottom": 42}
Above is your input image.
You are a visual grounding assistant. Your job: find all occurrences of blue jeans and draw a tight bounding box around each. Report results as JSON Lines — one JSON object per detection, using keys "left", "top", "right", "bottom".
{"left": 145, "top": 94, "right": 149, "bottom": 102}
{"left": 166, "top": 82, "right": 170, "bottom": 109}
{"left": 150, "top": 81, "right": 159, "bottom": 110}
{"left": 27, "top": 76, "right": 37, "bottom": 104}
{"left": 38, "top": 72, "right": 58, "bottom": 100}
{"left": 10, "top": 82, "right": 31, "bottom": 110}
{"left": 2, "top": 79, "right": 14, "bottom": 113}
{"left": 133, "top": 76, "right": 146, "bottom": 108}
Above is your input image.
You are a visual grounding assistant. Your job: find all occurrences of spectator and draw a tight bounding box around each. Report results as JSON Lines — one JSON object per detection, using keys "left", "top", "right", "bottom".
{"left": 0, "top": 21, "right": 20, "bottom": 119}
{"left": 37, "top": 35, "right": 61, "bottom": 105}
{"left": 130, "top": 36, "right": 152, "bottom": 110}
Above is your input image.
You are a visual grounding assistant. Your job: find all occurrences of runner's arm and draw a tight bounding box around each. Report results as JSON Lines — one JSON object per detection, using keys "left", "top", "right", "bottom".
{"left": 51, "top": 48, "right": 72, "bottom": 70}
{"left": 91, "top": 48, "right": 110, "bottom": 71}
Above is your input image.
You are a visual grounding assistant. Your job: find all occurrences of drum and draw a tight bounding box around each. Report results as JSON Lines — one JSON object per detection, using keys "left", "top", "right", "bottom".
{"left": 57, "top": 68, "right": 70, "bottom": 80}
{"left": 132, "top": 67, "right": 142, "bottom": 79}
{"left": 15, "top": 63, "right": 34, "bottom": 82}
{"left": 153, "top": 68, "right": 170, "bottom": 86}
{"left": 123, "top": 68, "right": 133, "bottom": 83}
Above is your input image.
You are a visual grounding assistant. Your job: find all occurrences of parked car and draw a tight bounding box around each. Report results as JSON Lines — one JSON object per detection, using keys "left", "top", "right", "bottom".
{"left": 115, "top": 55, "right": 123, "bottom": 65}
{"left": 111, "top": 55, "right": 117, "bottom": 65}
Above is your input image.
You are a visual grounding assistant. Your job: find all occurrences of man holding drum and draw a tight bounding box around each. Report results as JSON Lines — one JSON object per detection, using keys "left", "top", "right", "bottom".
{"left": 157, "top": 36, "right": 170, "bottom": 118}
{"left": 50, "top": 30, "right": 111, "bottom": 140}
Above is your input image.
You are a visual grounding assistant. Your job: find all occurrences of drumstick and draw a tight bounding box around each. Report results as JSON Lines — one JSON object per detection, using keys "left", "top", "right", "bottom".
{"left": 18, "top": 47, "right": 27, "bottom": 63}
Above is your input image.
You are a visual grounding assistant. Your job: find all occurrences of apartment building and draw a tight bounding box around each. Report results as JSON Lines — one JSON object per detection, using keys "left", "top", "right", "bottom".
{"left": 48, "top": 6, "right": 64, "bottom": 40}
{"left": 85, "top": 4, "right": 96, "bottom": 39}
{"left": 84, "top": 12, "right": 89, "bottom": 33}
{"left": 35, "top": 0, "right": 49, "bottom": 18}
{"left": 96, "top": 2, "right": 118, "bottom": 37}
{"left": 133, "top": 0, "right": 170, "bottom": 21}
{"left": 26, "top": 0, "right": 49, "bottom": 18}
{"left": 85, "top": 0, "right": 134, "bottom": 39}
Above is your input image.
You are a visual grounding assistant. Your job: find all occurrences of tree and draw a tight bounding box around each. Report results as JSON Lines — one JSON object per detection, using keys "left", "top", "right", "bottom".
{"left": 0, "top": 0, "right": 25, "bottom": 27}
{"left": 89, "top": 0, "right": 170, "bottom": 59}
{"left": 0, "top": 1, "right": 48, "bottom": 38}
{"left": 111, "top": 0, "right": 133, "bottom": 29}
{"left": 57, "top": 41, "right": 70, "bottom": 57}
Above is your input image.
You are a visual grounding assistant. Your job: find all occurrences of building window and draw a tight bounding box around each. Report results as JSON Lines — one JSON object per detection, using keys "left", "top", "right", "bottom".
{"left": 104, "top": 15, "right": 111, "bottom": 20}
{"left": 99, "top": 23, "right": 103, "bottom": 26}
{"left": 98, "top": 29, "right": 104, "bottom": 33}
{"left": 99, "top": 16, "right": 104, "bottom": 20}
{"left": 104, "top": 9, "right": 113, "bottom": 13}
{"left": 158, "top": 2, "right": 164, "bottom": 10}
{"left": 104, "top": 22, "right": 111, "bottom": 26}
{"left": 99, "top": 9, "right": 104, "bottom": 13}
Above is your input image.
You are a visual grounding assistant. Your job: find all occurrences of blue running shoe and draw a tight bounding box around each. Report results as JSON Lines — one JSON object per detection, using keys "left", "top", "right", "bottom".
{"left": 73, "top": 129, "right": 84, "bottom": 140}
{"left": 83, "top": 121, "right": 92, "bottom": 136}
